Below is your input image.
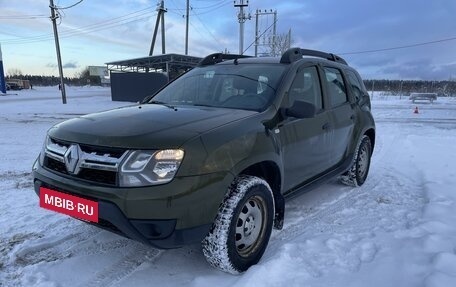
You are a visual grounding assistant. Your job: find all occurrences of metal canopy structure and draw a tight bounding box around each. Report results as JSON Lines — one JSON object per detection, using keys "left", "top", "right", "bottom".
{"left": 106, "top": 53, "right": 202, "bottom": 80}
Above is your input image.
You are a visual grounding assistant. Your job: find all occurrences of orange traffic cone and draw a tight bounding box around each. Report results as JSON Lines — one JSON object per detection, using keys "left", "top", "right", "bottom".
{"left": 414, "top": 106, "right": 419, "bottom": 114}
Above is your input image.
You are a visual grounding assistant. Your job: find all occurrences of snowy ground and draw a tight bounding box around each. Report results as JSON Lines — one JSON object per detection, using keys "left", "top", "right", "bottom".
{"left": 1, "top": 87, "right": 456, "bottom": 287}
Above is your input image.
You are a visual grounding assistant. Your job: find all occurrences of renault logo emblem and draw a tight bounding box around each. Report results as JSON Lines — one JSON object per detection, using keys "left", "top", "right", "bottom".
{"left": 64, "top": 144, "right": 81, "bottom": 174}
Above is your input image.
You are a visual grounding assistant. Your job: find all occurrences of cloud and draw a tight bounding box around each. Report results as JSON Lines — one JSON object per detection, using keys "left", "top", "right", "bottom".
{"left": 46, "top": 61, "right": 79, "bottom": 69}
{"left": 63, "top": 61, "right": 79, "bottom": 69}
{"left": 4, "top": 0, "right": 456, "bottom": 79}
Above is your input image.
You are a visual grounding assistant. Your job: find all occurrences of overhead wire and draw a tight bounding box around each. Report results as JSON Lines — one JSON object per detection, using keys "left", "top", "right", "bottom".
{"left": 53, "top": 0, "right": 84, "bottom": 10}
{"left": 190, "top": 8, "right": 223, "bottom": 46}
{"left": 190, "top": 1, "right": 231, "bottom": 16}
{"left": 1, "top": 0, "right": 228, "bottom": 48}
{"left": 168, "top": 0, "right": 230, "bottom": 11}
{"left": 243, "top": 16, "right": 278, "bottom": 55}
{"left": 191, "top": 0, "right": 231, "bottom": 10}
{"left": 168, "top": 0, "right": 207, "bottom": 43}
{"left": 0, "top": 15, "right": 49, "bottom": 20}
{"left": 166, "top": 0, "right": 224, "bottom": 47}
{"left": 1, "top": 7, "right": 156, "bottom": 45}
{"left": 339, "top": 36, "right": 456, "bottom": 55}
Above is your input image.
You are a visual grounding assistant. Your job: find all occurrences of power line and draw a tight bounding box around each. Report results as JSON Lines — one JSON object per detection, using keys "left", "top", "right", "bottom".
{"left": 191, "top": 1, "right": 231, "bottom": 16}
{"left": 166, "top": 0, "right": 224, "bottom": 52}
{"left": 190, "top": 9, "right": 223, "bottom": 46}
{"left": 167, "top": 0, "right": 230, "bottom": 15}
{"left": 339, "top": 36, "right": 456, "bottom": 55}
{"left": 53, "top": 0, "right": 84, "bottom": 10}
{"left": 192, "top": 0, "right": 231, "bottom": 10}
{"left": 243, "top": 16, "right": 278, "bottom": 55}
{"left": 168, "top": 0, "right": 230, "bottom": 11}
{"left": 2, "top": 14, "right": 154, "bottom": 45}
{"left": 0, "top": 15, "right": 49, "bottom": 20}
{"left": 1, "top": 8, "right": 155, "bottom": 45}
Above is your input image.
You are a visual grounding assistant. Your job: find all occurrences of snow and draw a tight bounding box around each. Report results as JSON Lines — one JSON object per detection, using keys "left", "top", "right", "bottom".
{"left": 1, "top": 87, "right": 456, "bottom": 286}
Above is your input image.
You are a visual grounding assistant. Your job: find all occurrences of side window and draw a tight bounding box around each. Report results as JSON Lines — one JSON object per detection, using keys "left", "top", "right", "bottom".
{"left": 323, "top": 67, "right": 347, "bottom": 107}
{"left": 346, "top": 70, "right": 363, "bottom": 102}
{"left": 288, "top": 66, "right": 323, "bottom": 110}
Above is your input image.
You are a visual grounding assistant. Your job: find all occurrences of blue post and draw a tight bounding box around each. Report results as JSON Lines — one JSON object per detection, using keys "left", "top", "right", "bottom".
{"left": 0, "top": 44, "right": 6, "bottom": 94}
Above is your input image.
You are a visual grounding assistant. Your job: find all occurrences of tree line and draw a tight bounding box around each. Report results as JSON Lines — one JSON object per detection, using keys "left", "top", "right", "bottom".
{"left": 6, "top": 67, "right": 456, "bottom": 96}
{"left": 363, "top": 79, "right": 456, "bottom": 97}
{"left": 5, "top": 67, "right": 101, "bottom": 86}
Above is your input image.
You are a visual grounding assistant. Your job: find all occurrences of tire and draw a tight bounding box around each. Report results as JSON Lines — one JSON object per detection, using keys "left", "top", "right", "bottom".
{"left": 340, "top": 135, "right": 372, "bottom": 187}
{"left": 202, "top": 175, "right": 274, "bottom": 274}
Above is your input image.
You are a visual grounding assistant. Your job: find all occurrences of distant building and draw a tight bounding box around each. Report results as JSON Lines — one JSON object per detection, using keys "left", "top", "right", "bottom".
{"left": 106, "top": 54, "right": 202, "bottom": 102}
{"left": 7, "top": 79, "right": 30, "bottom": 89}
{"left": 88, "top": 66, "right": 110, "bottom": 86}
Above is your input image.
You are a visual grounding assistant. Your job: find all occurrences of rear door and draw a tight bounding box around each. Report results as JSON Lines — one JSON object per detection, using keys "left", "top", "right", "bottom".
{"left": 322, "top": 66, "right": 355, "bottom": 166}
{"left": 279, "top": 65, "right": 332, "bottom": 191}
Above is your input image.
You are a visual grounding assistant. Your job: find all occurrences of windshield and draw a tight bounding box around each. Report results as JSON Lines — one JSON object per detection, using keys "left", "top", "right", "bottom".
{"left": 148, "top": 64, "right": 286, "bottom": 111}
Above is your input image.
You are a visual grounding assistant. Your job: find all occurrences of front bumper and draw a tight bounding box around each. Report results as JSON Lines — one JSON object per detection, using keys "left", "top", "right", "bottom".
{"left": 33, "top": 160, "right": 233, "bottom": 249}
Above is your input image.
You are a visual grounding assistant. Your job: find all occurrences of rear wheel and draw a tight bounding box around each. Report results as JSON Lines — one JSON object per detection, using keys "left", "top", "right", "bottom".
{"left": 202, "top": 175, "right": 274, "bottom": 274}
{"left": 340, "top": 135, "right": 372, "bottom": 187}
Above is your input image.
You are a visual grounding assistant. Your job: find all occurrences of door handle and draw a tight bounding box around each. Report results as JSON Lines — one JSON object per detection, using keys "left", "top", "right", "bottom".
{"left": 322, "top": 123, "right": 331, "bottom": 130}
{"left": 350, "top": 114, "right": 356, "bottom": 121}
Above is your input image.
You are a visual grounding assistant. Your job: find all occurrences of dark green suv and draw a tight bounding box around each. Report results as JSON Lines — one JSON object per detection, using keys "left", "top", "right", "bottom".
{"left": 33, "top": 48, "right": 375, "bottom": 274}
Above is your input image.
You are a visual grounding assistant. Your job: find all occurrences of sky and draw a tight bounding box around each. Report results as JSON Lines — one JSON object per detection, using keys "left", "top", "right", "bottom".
{"left": 1, "top": 0, "right": 456, "bottom": 80}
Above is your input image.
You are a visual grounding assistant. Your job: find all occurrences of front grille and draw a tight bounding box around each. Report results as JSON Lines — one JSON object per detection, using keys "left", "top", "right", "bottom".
{"left": 78, "top": 168, "right": 117, "bottom": 185}
{"left": 46, "top": 157, "right": 68, "bottom": 174}
{"left": 43, "top": 137, "right": 127, "bottom": 186}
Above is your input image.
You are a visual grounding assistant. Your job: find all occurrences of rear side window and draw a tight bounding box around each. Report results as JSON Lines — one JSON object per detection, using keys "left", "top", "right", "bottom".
{"left": 323, "top": 67, "right": 347, "bottom": 107}
{"left": 346, "top": 70, "right": 363, "bottom": 102}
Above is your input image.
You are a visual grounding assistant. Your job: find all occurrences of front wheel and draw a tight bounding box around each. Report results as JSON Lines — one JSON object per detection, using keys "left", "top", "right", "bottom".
{"left": 340, "top": 135, "right": 372, "bottom": 187}
{"left": 202, "top": 175, "right": 274, "bottom": 274}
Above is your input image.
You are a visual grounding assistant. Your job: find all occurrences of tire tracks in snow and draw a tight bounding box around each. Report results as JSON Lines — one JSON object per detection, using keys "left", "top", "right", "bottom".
{"left": 81, "top": 243, "right": 162, "bottom": 287}
{"left": 265, "top": 123, "right": 426, "bottom": 274}
{"left": 1, "top": 166, "right": 163, "bottom": 286}
{"left": 273, "top": 123, "right": 402, "bottom": 242}
{"left": 13, "top": 226, "right": 103, "bottom": 266}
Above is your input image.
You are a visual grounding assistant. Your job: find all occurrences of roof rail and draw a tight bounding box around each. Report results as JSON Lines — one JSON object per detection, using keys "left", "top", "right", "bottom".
{"left": 197, "top": 53, "right": 252, "bottom": 66}
{"left": 280, "top": 47, "right": 348, "bottom": 65}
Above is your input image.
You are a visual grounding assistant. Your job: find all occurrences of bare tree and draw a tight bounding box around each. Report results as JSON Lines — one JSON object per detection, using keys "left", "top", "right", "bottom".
{"left": 76, "top": 67, "right": 101, "bottom": 86}
{"left": 7, "top": 68, "right": 23, "bottom": 77}
{"left": 268, "top": 31, "right": 293, "bottom": 57}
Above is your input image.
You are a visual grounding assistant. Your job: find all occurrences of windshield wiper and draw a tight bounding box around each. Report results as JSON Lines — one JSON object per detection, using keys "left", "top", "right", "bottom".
{"left": 148, "top": 100, "right": 177, "bottom": 110}
{"left": 190, "top": 103, "right": 215, "bottom": 108}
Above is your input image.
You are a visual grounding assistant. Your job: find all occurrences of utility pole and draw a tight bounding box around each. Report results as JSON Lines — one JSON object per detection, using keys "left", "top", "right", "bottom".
{"left": 185, "top": 0, "right": 189, "bottom": 55}
{"left": 254, "top": 9, "right": 278, "bottom": 57}
{"left": 160, "top": 0, "right": 166, "bottom": 54}
{"left": 254, "top": 10, "right": 259, "bottom": 57}
{"left": 49, "top": 0, "right": 67, "bottom": 104}
{"left": 234, "top": 0, "right": 251, "bottom": 55}
{"left": 272, "top": 10, "right": 277, "bottom": 55}
{"left": 149, "top": 0, "right": 167, "bottom": 56}
{"left": 0, "top": 44, "right": 6, "bottom": 94}
{"left": 288, "top": 28, "right": 292, "bottom": 50}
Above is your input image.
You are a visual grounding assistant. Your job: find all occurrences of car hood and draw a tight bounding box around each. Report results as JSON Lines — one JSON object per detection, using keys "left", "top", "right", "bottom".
{"left": 48, "top": 104, "right": 257, "bottom": 149}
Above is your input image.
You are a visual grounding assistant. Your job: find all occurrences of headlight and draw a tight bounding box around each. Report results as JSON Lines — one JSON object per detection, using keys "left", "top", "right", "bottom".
{"left": 119, "top": 149, "right": 184, "bottom": 187}
{"left": 38, "top": 136, "right": 50, "bottom": 166}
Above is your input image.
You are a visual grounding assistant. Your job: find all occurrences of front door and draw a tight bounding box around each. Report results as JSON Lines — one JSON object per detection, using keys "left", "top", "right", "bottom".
{"left": 279, "top": 65, "right": 332, "bottom": 191}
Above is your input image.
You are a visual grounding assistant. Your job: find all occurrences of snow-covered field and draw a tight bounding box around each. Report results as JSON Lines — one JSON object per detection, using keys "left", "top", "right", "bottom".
{"left": 1, "top": 87, "right": 456, "bottom": 287}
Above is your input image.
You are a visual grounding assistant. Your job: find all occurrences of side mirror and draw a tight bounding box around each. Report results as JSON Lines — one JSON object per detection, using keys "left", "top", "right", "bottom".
{"left": 284, "top": 100, "right": 317, "bottom": 119}
{"left": 359, "top": 93, "right": 371, "bottom": 109}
